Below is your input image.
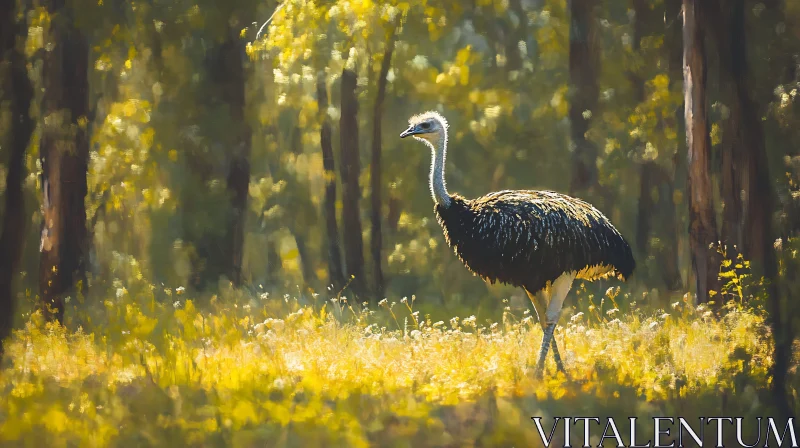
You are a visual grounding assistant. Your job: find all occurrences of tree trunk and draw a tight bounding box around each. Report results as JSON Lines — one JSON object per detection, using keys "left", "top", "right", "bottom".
{"left": 710, "top": 0, "right": 791, "bottom": 420}
{"left": 665, "top": 0, "right": 687, "bottom": 290}
{"left": 0, "top": 0, "right": 35, "bottom": 351}
{"left": 189, "top": 26, "right": 251, "bottom": 289}
{"left": 292, "top": 231, "right": 315, "bottom": 293}
{"left": 635, "top": 163, "right": 655, "bottom": 255}
{"left": 568, "top": 0, "right": 601, "bottom": 199}
{"left": 631, "top": 0, "right": 653, "bottom": 257}
{"left": 216, "top": 32, "right": 251, "bottom": 287}
{"left": 387, "top": 194, "right": 401, "bottom": 234}
{"left": 339, "top": 68, "right": 365, "bottom": 296}
{"left": 711, "top": 0, "right": 775, "bottom": 274}
{"left": 370, "top": 29, "right": 396, "bottom": 300}
{"left": 317, "top": 76, "right": 345, "bottom": 290}
{"left": 39, "top": 0, "right": 91, "bottom": 323}
{"left": 652, "top": 164, "right": 684, "bottom": 291}
{"left": 631, "top": 0, "right": 683, "bottom": 292}
{"left": 682, "top": 0, "right": 720, "bottom": 304}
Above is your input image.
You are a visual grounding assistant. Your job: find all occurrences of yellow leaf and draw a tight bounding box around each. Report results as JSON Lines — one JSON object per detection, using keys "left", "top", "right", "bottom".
{"left": 42, "top": 406, "right": 69, "bottom": 433}
{"left": 283, "top": 249, "right": 299, "bottom": 260}
{"left": 231, "top": 400, "right": 258, "bottom": 428}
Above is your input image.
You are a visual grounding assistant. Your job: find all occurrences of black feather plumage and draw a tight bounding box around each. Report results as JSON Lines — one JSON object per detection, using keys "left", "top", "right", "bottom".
{"left": 435, "top": 190, "right": 635, "bottom": 295}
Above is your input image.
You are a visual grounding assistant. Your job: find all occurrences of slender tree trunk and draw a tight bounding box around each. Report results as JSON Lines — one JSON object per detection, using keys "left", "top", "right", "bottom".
{"left": 370, "top": 29, "right": 396, "bottom": 299}
{"left": 568, "top": 0, "right": 601, "bottom": 200}
{"left": 666, "top": 0, "right": 688, "bottom": 289}
{"left": 292, "top": 231, "right": 315, "bottom": 292}
{"left": 189, "top": 25, "right": 251, "bottom": 288}
{"left": 265, "top": 240, "right": 281, "bottom": 285}
{"left": 682, "top": 0, "right": 720, "bottom": 304}
{"left": 387, "top": 194, "right": 401, "bottom": 234}
{"left": 317, "top": 76, "right": 345, "bottom": 290}
{"left": 631, "top": 0, "right": 653, "bottom": 258}
{"left": 286, "top": 125, "right": 318, "bottom": 292}
{"left": 217, "top": 32, "right": 251, "bottom": 286}
{"left": 39, "top": 0, "right": 91, "bottom": 323}
{"left": 635, "top": 163, "right": 655, "bottom": 254}
{"left": 505, "top": 0, "right": 529, "bottom": 72}
{"left": 631, "top": 0, "right": 683, "bottom": 292}
{"left": 0, "top": 1, "right": 35, "bottom": 351}
{"left": 339, "top": 68, "right": 365, "bottom": 296}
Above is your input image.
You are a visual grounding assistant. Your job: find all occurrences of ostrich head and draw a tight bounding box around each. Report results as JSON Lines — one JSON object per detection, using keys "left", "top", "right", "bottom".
{"left": 399, "top": 111, "right": 448, "bottom": 144}
{"left": 400, "top": 111, "right": 452, "bottom": 207}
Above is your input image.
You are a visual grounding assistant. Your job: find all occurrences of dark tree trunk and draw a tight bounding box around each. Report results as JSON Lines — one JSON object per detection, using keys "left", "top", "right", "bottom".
{"left": 287, "top": 125, "right": 317, "bottom": 292}
{"left": 265, "top": 240, "right": 281, "bottom": 285}
{"left": 0, "top": 0, "right": 35, "bottom": 352}
{"left": 505, "top": 0, "right": 529, "bottom": 72}
{"left": 216, "top": 33, "right": 251, "bottom": 287}
{"left": 190, "top": 26, "right": 251, "bottom": 288}
{"left": 568, "top": 0, "right": 601, "bottom": 199}
{"left": 650, "top": 164, "right": 684, "bottom": 291}
{"left": 387, "top": 194, "right": 401, "bottom": 234}
{"left": 292, "top": 231, "right": 315, "bottom": 292}
{"left": 631, "top": 0, "right": 653, "bottom": 257}
{"left": 682, "top": 0, "right": 720, "bottom": 304}
{"left": 635, "top": 163, "right": 655, "bottom": 255}
{"left": 631, "top": 0, "right": 683, "bottom": 292}
{"left": 665, "top": 0, "right": 687, "bottom": 291}
{"left": 38, "top": 0, "right": 91, "bottom": 323}
{"left": 370, "top": 29, "right": 396, "bottom": 299}
{"left": 339, "top": 68, "right": 365, "bottom": 296}
{"left": 317, "top": 76, "right": 345, "bottom": 290}
{"left": 711, "top": 0, "right": 775, "bottom": 274}
{"left": 710, "top": 0, "right": 791, "bottom": 420}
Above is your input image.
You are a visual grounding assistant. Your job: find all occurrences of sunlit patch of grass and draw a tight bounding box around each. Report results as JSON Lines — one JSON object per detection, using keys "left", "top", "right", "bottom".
{"left": 0, "top": 276, "right": 773, "bottom": 447}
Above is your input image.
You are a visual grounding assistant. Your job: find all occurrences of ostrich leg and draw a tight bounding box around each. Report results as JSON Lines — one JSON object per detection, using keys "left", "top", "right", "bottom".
{"left": 533, "top": 272, "right": 576, "bottom": 378}
{"left": 525, "top": 288, "right": 566, "bottom": 373}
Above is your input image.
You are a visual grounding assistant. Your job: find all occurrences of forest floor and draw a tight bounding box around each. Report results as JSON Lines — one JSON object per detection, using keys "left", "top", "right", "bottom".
{"left": 0, "top": 288, "right": 777, "bottom": 447}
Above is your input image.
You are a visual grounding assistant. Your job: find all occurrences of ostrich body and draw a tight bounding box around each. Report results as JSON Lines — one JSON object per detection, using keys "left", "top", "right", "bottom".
{"left": 400, "top": 111, "right": 635, "bottom": 377}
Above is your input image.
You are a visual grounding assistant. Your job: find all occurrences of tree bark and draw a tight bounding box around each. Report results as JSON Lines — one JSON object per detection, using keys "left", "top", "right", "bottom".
{"left": 710, "top": 0, "right": 791, "bottom": 420}
{"left": 0, "top": 0, "right": 35, "bottom": 351}
{"left": 631, "top": 0, "right": 683, "bottom": 292}
{"left": 631, "top": 0, "right": 653, "bottom": 257}
{"left": 682, "top": 0, "right": 721, "bottom": 304}
{"left": 711, "top": 0, "right": 775, "bottom": 273}
{"left": 39, "top": 0, "right": 91, "bottom": 323}
{"left": 217, "top": 32, "right": 251, "bottom": 287}
{"left": 370, "top": 29, "right": 396, "bottom": 300}
{"left": 568, "top": 0, "right": 601, "bottom": 199}
{"left": 292, "top": 231, "right": 315, "bottom": 293}
{"left": 317, "top": 76, "right": 345, "bottom": 290}
{"left": 339, "top": 68, "right": 365, "bottom": 296}
{"left": 189, "top": 26, "right": 251, "bottom": 289}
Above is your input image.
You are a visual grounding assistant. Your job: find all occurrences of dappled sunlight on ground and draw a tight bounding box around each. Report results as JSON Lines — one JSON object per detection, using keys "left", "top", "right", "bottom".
{"left": 0, "top": 291, "right": 772, "bottom": 447}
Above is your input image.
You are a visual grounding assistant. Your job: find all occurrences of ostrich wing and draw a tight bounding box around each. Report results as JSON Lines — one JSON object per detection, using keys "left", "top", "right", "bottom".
{"left": 435, "top": 190, "right": 635, "bottom": 294}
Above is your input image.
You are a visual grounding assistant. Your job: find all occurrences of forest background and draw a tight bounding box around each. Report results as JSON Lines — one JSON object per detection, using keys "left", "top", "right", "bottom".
{"left": 3, "top": 0, "right": 800, "bottom": 446}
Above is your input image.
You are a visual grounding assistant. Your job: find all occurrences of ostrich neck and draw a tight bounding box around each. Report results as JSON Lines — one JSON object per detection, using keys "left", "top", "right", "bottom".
{"left": 427, "top": 132, "right": 451, "bottom": 207}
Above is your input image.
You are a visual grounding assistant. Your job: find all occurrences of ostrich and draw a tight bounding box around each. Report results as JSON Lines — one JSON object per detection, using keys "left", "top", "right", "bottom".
{"left": 400, "top": 111, "right": 635, "bottom": 377}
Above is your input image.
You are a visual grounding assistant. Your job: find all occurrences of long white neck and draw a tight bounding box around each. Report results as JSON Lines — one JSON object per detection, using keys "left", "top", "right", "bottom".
{"left": 423, "top": 130, "right": 451, "bottom": 207}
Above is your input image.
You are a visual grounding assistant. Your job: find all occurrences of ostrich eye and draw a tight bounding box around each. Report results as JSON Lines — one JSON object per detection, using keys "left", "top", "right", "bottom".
{"left": 421, "top": 122, "right": 431, "bottom": 130}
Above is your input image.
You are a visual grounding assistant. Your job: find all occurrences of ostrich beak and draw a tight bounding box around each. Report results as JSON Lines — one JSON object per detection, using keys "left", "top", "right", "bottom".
{"left": 399, "top": 125, "right": 415, "bottom": 138}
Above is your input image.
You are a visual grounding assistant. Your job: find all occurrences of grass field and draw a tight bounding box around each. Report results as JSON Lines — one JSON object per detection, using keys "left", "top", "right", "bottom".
{"left": 0, "top": 281, "right": 778, "bottom": 447}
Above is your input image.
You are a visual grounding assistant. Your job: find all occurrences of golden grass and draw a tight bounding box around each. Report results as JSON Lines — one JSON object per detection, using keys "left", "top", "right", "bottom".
{"left": 0, "top": 287, "right": 773, "bottom": 447}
